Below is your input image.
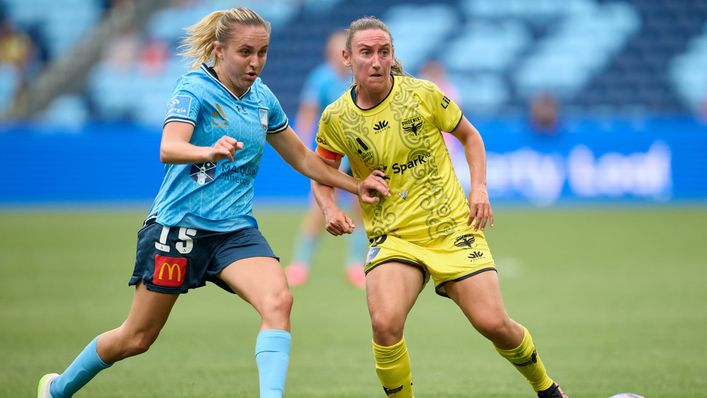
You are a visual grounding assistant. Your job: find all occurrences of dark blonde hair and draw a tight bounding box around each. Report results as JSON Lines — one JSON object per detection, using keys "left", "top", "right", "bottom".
{"left": 180, "top": 7, "right": 270, "bottom": 70}
{"left": 345, "top": 16, "right": 405, "bottom": 76}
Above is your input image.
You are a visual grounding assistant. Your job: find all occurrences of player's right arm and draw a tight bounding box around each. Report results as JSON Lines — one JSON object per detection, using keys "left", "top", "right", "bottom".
{"left": 310, "top": 153, "right": 354, "bottom": 236}
{"left": 160, "top": 121, "right": 243, "bottom": 164}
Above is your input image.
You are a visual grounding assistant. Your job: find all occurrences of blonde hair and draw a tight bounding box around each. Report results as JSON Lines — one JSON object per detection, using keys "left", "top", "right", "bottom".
{"left": 345, "top": 16, "right": 405, "bottom": 76}
{"left": 180, "top": 7, "right": 270, "bottom": 70}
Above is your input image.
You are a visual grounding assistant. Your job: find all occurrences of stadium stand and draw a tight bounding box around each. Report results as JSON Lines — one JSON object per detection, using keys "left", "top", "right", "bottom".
{"left": 1, "top": 0, "right": 706, "bottom": 122}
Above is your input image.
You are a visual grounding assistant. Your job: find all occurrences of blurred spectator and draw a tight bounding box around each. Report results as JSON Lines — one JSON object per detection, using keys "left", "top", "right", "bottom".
{"left": 0, "top": 17, "right": 33, "bottom": 71}
{"left": 529, "top": 91, "right": 560, "bottom": 135}
{"left": 419, "top": 59, "right": 463, "bottom": 157}
{"left": 419, "top": 59, "right": 461, "bottom": 106}
{"left": 139, "top": 37, "right": 169, "bottom": 75}
{"left": 102, "top": 28, "right": 140, "bottom": 71}
{"left": 283, "top": 29, "right": 368, "bottom": 288}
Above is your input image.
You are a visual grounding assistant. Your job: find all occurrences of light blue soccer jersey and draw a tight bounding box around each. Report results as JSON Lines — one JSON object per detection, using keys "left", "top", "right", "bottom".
{"left": 300, "top": 63, "right": 350, "bottom": 115}
{"left": 148, "top": 64, "right": 288, "bottom": 232}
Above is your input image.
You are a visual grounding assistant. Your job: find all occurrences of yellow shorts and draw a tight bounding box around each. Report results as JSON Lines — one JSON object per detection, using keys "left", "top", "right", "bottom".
{"left": 364, "top": 231, "right": 496, "bottom": 297}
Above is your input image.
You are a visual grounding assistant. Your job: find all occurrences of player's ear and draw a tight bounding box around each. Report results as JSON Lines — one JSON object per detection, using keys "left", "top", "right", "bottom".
{"left": 342, "top": 49, "right": 351, "bottom": 68}
{"left": 213, "top": 40, "right": 224, "bottom": 61}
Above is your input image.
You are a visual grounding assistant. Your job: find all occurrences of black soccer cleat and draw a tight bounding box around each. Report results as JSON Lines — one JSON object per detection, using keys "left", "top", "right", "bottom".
{"left": 537, "top": 383, "right": 568, "bottom": 398}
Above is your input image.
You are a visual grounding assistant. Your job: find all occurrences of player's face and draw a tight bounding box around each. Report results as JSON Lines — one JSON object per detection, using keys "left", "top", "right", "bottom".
{"left": 326, "top": 32, "right": 347, "bottom": 74}
{"left": 214, "top": 24, "right": 269, "bottom": 96}
{"left": 344, "top": 29, "right": 393, "bottom": 93}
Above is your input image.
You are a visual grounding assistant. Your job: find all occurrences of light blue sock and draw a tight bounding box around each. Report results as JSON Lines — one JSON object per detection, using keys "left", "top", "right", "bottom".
{"left": 50, "top": 337, "right": 111, "bottom": 398}
{"left": 346, "top": 227, "right": 368, "bottom": 267}
{"left": 292, "top": 235, "right": 317, "bottom": 267}
{"left": 255, "top": 330, "right": 291, "bottom": 398}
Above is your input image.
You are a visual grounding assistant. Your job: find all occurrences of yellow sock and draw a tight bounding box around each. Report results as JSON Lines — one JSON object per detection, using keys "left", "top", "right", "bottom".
{"left": 372, "top": 338, "right": 414, "bottom": 397}
{"left": 495, "top": 326, "right": 554, "bottom": 392}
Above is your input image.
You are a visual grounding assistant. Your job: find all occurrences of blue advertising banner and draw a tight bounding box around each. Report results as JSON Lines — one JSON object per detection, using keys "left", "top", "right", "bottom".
{"left": 448, "top": 116, "right": 705, "bottom": 205}
{"left": 1, "top": 116, "right": 705, "bottom": 206}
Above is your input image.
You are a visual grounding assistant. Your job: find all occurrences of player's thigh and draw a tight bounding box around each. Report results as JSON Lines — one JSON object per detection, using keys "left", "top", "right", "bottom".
{"left": 366, "top": 261, "right": 423, "bottom": 324}
{"left": 218, "top": 256, "right": 290, "bottom": 311}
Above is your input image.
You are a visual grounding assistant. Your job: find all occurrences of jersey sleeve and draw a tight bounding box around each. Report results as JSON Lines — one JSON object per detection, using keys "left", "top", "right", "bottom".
{"left": 314, "top": 106, "right": 346, "bottom": 159}
{"left": 426, "top": 80, "right": 463, "bottom": 133}
{"left": 262, "top": 84, "right": 289, "bottom": 134}
{"left": 164, "top": 76, "right": 201, "bottom": 126}
{"left": 164, "top": 94, "right": 200, "bottom": 128}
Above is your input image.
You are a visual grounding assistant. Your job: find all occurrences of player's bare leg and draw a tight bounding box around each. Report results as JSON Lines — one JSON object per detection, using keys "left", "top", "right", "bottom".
{"left": 219, "top": 257, "right": 292, "bottom": 398}
{"left": 285, "top": 203, "right": 325, "bottom": 286}
{"left": 39, "top": 283, "right": 178, "bottom": 398}
{"left": 446, "top": 271, "right": 566, "bottom": 397}
{"left": 99, "top": 283, "right": 179, "bottom": 362}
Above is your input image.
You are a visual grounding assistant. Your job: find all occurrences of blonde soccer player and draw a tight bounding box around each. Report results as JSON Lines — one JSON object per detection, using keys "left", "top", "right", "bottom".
{"left": 37, "top": 8, "right": 388, "bottom": 398}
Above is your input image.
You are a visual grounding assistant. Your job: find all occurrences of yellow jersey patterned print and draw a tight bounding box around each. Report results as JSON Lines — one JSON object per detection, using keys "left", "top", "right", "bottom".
{"left": 315, "top": 75, "right": 495, "bottom": 295}
{"left": 317, "top": 75, "right": 468, "bottom": 242}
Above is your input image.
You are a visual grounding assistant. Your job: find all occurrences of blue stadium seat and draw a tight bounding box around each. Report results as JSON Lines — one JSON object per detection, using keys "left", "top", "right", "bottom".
{"left": 448, "top": 72, "right": 509, "bottom": 113}
{"left": 443, "top": 21, "right": 530, "bottom": 73}
{"left": 5, "top": 0, "right": 100, "bottom": 58}
{"left": 41, "top": 94, "right": 89, "bottom": 128}
{"left": 5, "top": 0, "right": 707, "bottom": 121}
{"left": 384, "top": 4, "right": 458, "bottom": 73}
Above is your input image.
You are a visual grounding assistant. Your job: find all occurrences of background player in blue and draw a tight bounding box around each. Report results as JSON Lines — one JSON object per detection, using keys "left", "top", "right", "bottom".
{"left": 37, "top": 8, "right": 389, "bottom": 398}
{"left": 284, "top": 30, "right": 369, "bottom": 288}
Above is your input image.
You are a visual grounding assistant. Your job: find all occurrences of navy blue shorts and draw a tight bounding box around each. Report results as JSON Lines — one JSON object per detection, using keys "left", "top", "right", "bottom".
{"left": 128, "top": 218, "right": 278, "bottom": 294}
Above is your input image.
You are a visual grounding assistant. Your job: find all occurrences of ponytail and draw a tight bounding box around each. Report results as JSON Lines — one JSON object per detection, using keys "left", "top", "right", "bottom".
{"left": 180, "top": 7, "right": 270, "bottom": 70}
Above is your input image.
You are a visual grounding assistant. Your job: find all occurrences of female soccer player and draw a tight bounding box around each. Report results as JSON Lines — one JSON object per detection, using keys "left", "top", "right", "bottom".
{"left": 284, "top": 30, "right": 369, "bottom": 288}
{"left": 311, "top": 16, "right": 568, "bottom": 398}
{"left": 37, "top": 8, "right": 388, "bottom": 398}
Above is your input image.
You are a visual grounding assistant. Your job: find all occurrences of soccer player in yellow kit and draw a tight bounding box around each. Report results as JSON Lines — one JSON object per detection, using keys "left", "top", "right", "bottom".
{"left": 311, "top": 16, "right": 569, "bottom": 398}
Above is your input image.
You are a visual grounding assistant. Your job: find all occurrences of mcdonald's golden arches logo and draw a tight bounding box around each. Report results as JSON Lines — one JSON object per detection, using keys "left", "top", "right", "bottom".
{"left": 153, "top": 255, "right": 187, "bottom": 288}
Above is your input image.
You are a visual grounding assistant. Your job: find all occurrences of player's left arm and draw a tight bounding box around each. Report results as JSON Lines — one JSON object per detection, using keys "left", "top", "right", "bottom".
{"left": 267, "top": 126, "right": 389, "bottom": 203}
{"left": 449, "top": 116, "right": 494, "bottom": 231}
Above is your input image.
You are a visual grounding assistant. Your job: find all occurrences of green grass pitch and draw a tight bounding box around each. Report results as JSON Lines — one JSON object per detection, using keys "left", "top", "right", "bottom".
{"left": 1, "top": 206, "right": 706, "bottom": 397}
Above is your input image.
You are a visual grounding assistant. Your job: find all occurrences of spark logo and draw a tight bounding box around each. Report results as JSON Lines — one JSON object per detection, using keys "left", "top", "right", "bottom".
{"left": 392, "top": 153, "right": 431, "bottom": 175}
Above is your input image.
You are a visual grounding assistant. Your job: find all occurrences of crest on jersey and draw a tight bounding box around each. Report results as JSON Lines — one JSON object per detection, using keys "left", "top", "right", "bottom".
{"left": 401, "top": 115, "right": 424, "bottom": 136}
{"left": 258, "top": 108, "right": 268, "bottom": 132}
{"left": 189, "top": 162, "right": 216, "bottom": 185}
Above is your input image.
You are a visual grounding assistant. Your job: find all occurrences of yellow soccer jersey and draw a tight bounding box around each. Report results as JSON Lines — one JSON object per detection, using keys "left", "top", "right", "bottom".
{"left": 316, "top": 75, "right": 468, "bottom": 243}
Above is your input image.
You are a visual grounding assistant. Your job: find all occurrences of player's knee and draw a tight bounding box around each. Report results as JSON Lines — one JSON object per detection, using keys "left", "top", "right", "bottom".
{"left": 261, "top": 288, "right": 293, "bottom": 321}
{"left": 474, "top": 315, "right": 515, "bottom": 342}
{"left": 124, "top": 330, "right": 159, "bottom": 356}
{"left": 370, "top": 313, "right": 404, "bottom": 343}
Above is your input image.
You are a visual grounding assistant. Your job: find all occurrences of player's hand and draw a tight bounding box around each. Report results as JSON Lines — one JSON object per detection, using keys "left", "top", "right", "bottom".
{"left": 468, "top": 185, "right": 494, "bottom": 231}
{"left": 210, "top": 135, "right": 244, "bottom": 162}
{"left": 357, "top": 170, "right": 391, "bottom": 204}
{"left": 323, "top": 206, "right": 355, "bottom": 236}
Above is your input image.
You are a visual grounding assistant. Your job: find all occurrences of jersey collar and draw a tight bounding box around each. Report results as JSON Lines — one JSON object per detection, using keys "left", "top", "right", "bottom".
{"left": 350, "top": 75, "right": 396, "bottom": 112}
{"left": 201, "top": 63, "right": 252, "bottom": 100}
